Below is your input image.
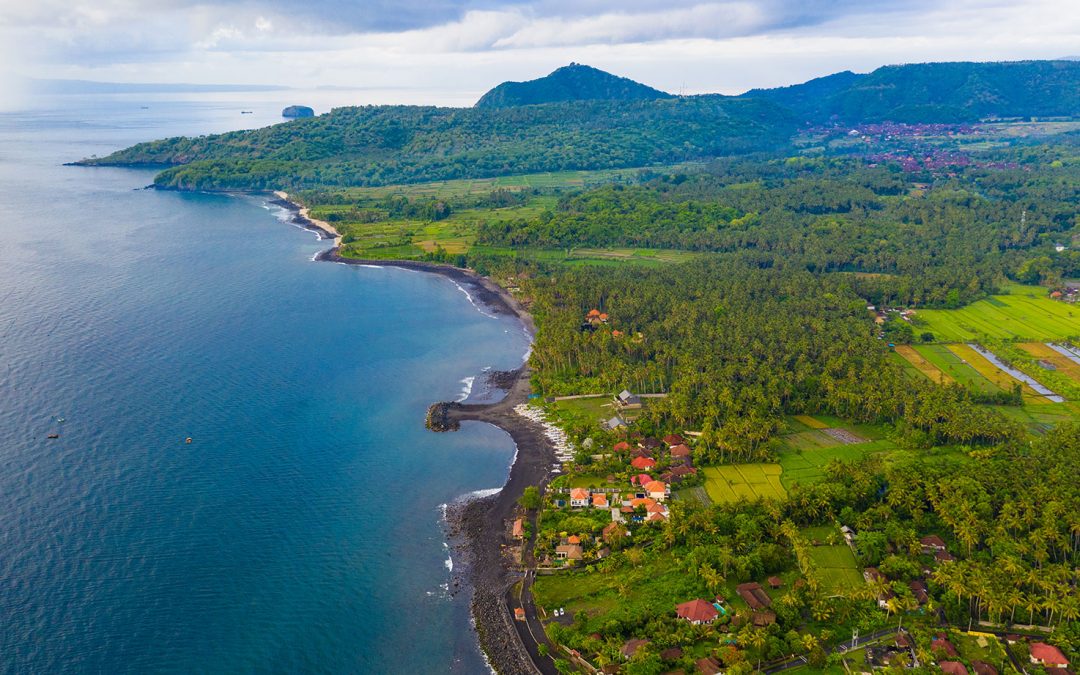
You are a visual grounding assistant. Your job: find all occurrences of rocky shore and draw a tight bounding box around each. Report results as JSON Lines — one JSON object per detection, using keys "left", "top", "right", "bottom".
{"left": 291, "top": 206, "right": 548, "bottom": 673}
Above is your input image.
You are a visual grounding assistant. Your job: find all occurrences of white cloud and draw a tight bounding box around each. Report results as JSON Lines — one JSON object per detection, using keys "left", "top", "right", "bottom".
{"left": 0, "top": 0, "right": 1077, "bottom": 104}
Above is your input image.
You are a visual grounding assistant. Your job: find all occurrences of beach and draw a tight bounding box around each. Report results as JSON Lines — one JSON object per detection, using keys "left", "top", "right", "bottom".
{"left": 277, "top": 192, "right": 551, "bottom": 673}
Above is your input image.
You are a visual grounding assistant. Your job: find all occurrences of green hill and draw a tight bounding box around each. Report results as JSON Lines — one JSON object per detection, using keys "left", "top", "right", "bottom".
{"left": 475, "top": 63, "right": 672, "bottom": 108}
{"left": 744, "top": 60, "right": 1080, "bottom": 122}
{"left": 78, "top": 97, "right": 794, "bottom": 190}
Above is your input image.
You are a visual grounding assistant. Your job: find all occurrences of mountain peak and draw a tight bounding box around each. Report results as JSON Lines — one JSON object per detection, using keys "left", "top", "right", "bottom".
{"left": 475, "top": 63, "right": 673, "bottom": 108}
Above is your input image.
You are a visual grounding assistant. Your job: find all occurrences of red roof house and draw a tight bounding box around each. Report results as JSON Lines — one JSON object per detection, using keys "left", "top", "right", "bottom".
{"left": 631, "top": 473, "right": 653, "bottom": 486}
{"left": 932, "top": 637, "right": 959, "bottom": 658}
{"left": 675, "top": 599, "right": 719, "bottom": 624}
{"left": 1030, "top": 643, "right": 1070, "bottom": 667}
{"left": 921, "top": 535, "right": 947, "bottom": 553}
{"left": 613, "top": 441, "right": 631, "bottom": 452}
{"left": 972, "top": 661, "right": 998, "bottom": 675}
{"left": 663, "top": 433, "right": 685, "bottom": 446}
{"left": 631, "top": 456, "right": 657, "bottom": 470}
{"left": 939, "top": 661, "right": 969, "bottom": 675}
{"left": 736, "top": 582, "right": 772, "bottom": 610}
{"left": 669, "top": 444, "right": 692, "bottom": 458}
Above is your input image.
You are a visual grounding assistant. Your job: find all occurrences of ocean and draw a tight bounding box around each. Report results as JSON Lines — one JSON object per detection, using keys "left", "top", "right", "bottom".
{"left": 0, "top": 94, "right": 530, "bottom": 672}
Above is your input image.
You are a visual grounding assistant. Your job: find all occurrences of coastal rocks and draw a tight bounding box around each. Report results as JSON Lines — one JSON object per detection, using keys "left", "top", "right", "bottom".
{"left": 281, "top": 105, "right": 315, "bottom": 118}
{"left": 426, "top": 402, "right": 460, "bottom": 432}
{"left": 450, "top": 496, "right": 538, "bottom": 675}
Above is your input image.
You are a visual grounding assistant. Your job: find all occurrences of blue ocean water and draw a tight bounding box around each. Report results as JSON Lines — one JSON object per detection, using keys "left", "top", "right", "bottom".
{"left": 0, "top": 95, "right": 530, "bottom": 672}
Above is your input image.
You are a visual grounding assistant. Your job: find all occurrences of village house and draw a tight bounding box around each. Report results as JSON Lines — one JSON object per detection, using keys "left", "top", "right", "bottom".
{"left": 613, "top": 440, "right": 631, "bottom": 453}
{"left": 512, "top": 518, "right": 524, "bottom": 539}
{"left": 555, "top": 543, "right": 583, "bottom": 560}
{"left": 602, "top": 522, "right": 627, "bottom": 542}
{"left": 696, "top": 656, "right": 723, "bottom": 675}
{"left": 939, "top": 662, "right": 969, "bottom": 675}
{"left": 736, "top": 582, "right": 772, "bottom": 610}
{"left": 615, "top": 389, "right": 642, "bottom": 410}
{"left": 641, "top": 437, "right": 663, "bottom": 451}
{"left": 631, "top": 473, "right": 653, "bottom": 486}
{"left": 643, "top": 480, "right": 667, "bottom": 502}
{"left": 675, "top": 599, "right": 719, "bottom": 625}
{"left": 1030, "top": 643, "right": 1070, "bottom": 668}
{"left": 669, "top": 444, "right": 692, "bottom": 460}
{"left": 921, "top": 534, "right": 948, "bottom": 554}
{"left": 569, "top": 488, "right": 590, "bottom": 508}
{"left": 932, "top": 636, "right": 960, "bottom": 658}
{"left": 621, "top": 638, "right": 649, "bottom": 660}
{"left": 767, "top": 576, "right": 783, "bottom": 589}
{"left": 972, "top": 660, "right": 999, "bottom": 675}
{"left": 591, "top": 493, "right": 608, "bottom": 508}
{"left": 603, "top": 416, "right": 626, "bottom": 431}
{"left": 752, "top": 610, "right": 777, "bottom": 627}
{"left": 663, "top": 433, "right": 685, "bottom": 446}
{"left": 631, "top": 456, "right": 657, "bottom": 470}
{"left": 909, "top": 579, "right": 930, "bottom": 604}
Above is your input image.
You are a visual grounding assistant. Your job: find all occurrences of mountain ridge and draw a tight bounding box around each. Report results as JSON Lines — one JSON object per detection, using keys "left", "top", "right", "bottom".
{"left": 475, "top": 63, "right": 673, "bottom": 108}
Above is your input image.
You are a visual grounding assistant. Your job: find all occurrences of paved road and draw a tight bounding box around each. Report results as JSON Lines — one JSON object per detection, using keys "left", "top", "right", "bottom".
{"left": 764, "top": 627, "right": 900, "bottom": 673}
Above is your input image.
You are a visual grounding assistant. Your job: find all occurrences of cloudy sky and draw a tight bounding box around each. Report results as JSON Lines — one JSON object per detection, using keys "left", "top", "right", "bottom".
{"left": 1, "top": 0, "right": 1078, "bottom": 105}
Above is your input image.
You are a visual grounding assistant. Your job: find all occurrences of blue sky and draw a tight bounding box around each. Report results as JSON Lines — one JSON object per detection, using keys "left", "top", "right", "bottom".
{"left": 1, "top": 0, "right": 1077, "bottom": 105}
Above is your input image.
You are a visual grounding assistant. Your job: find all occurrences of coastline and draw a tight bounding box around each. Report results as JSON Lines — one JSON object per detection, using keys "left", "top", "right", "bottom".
{"left": 276, "top": 193, "right": 550, "bottom": 673}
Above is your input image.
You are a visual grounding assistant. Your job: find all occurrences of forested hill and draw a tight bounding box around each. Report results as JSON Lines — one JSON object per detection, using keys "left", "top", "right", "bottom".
{"left": 742, "top": 60, "right": 1080, "bottom": 122}
{"left": 77, "top": 98, "right": 794, "bottom": 190}
{"left": 475, "top": 63, "right": 673, "bottom": 108}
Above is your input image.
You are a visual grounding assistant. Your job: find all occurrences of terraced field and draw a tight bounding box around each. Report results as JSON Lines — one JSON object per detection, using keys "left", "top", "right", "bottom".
{"left": 946, "top": 344, "right": 1052, "bottom": 403}
{"left": 916, "top": 285, "right": 1080, "bottom": 341}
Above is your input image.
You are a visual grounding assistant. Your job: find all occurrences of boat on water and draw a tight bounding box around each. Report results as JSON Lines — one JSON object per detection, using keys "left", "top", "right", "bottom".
{"left": 47, "top": 434, "right": 59, "bottom": 439}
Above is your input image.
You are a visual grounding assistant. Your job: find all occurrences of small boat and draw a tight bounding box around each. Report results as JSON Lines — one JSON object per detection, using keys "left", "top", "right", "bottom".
{"left": 240, "top": 110, "right": 253, "bottom": 114}
{"left": 185, "top": 437, "right": 193, "bottom": 444}
{"left": 47, "top": 434, "right": 59, "bottom": 439}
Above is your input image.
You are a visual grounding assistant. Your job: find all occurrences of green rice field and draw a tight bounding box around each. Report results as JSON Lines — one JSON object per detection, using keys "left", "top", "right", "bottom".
{"left": 702, "top": 464, "right": 786, "bottom": 503}
{"left": 801, "top": 525, "right": 865, "bottom": 594}
{"left": 916, "top": 285, "right": 1080, "bottom": 341}
{"left": 912, "top": 344, "right": 1003, "bottom": 394}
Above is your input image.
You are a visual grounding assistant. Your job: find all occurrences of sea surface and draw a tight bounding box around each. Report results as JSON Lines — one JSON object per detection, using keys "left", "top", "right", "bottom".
{"left": 0, "top": 94, "right": 530, "bottom": 672}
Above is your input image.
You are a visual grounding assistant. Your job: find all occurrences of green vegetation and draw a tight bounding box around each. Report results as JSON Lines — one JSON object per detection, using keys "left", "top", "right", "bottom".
{"left": 80, "top": 62, "right": 1080, "bottom": 669}
{"left": 702, "top": 465, "right": 786, "bottom": 503}
{"left": 916, "top": 285, "right": 1080, "bottom": 341}
{"left": 745, "top": 60, "right": 1080, "bottom": 123}
{"left": 476, "top": 63, "right": 672, "bottom": 109}
{"left": 81, "top": 97, "right": 794, "bottom": 190}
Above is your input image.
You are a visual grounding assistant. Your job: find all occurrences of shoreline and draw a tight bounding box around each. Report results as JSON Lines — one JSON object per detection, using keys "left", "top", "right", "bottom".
{"left": 276, "top": 193, "right": 550, "bottom": 673}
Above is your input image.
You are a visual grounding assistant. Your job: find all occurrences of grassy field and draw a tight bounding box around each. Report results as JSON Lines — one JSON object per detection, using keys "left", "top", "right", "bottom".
{"left": 915, "top": 285, "right": 1080, "bottom": 341}
{"left": 777, "top": 439, "right": 895, "bottom": 490}
{"left": 894, "top": 344, "right": 954, "bottom": 384}
{"left": 913, "top": 344, "right": 1003, "bottom": 394}
{"left": 702, "top": 464, "right": 786, "bottom": 503}
{"left": 801, "top": 525, "right": 865, "bottom": 595}
{"left": 315, "top": 167, "right": 699, "bottom": 265}
{"left": 532, "top": 551, "right": 759, "bottom": 624}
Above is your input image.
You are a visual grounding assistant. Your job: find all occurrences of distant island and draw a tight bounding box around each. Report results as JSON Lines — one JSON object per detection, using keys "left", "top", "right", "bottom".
{"left": 73, "top": 59, "right": 1080, "bottom": 675}
{"left": 281, "top": 105, "right": 314, "bottom": 119}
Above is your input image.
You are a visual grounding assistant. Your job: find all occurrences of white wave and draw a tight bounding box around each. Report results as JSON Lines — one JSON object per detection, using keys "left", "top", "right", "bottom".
{"left": 445, "top": 556, "right": 454, "bottom": 573}
{"left": 450, "top": 279, "right": 497, "bottom": 320}
{"left": 466, "top": 487, "right": 503, "bottom": 499}
{"left": 457, "top": 376, "right": 476, "bottom": 402}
